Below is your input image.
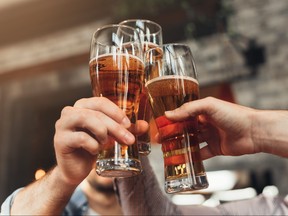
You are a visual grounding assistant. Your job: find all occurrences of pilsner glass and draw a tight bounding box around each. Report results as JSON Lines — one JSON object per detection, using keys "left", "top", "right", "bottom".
{"left": 119, "top": 19, "right": 163, "bottom": 155}
{"left": 144, "top": 44, "right": 209, "bottom": 193}
{"left": 89, "top": 24, "right": 144, "bottom": 177}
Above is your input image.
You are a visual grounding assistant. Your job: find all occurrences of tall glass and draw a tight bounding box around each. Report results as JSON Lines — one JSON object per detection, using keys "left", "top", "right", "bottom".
{"left": 119, "top": 19, "right": 163, "bottom": 155}
{"left": 89, "top": 24, "right": 144, "bottom": 177}
{"left": 144, "top": 44, "right": 209, "bottom": 193}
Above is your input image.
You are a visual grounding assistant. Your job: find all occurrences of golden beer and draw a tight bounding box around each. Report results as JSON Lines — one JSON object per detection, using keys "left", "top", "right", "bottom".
{"left": 89, "top": 53, "right": 144, "bottom": 177}
{"left": 146, "top": 75, "right": 208, "bottom": 192}
{"left": 137, "top": 41, "right": 160, "bottom": 155}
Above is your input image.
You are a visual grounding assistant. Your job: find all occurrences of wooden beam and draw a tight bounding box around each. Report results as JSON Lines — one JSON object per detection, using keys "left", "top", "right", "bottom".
{"left": 0, "top": 19, "right": 111, "bottom": 79}
{"left": 0, "top": 52, "right": 89, "bottom": 83}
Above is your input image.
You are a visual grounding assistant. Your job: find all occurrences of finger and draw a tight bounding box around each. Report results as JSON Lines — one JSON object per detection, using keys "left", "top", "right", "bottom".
{"left": 131, "top": 120, "right": 149, "bottom": 135}
{"left": 165, "top": 97, "right": 219, "bottom": 121}
{"left": 54, "top": 130, "right": 100, "bottom": 156}
{"left": 74, "top": 97, "right": 131, "bottom": 128}
{"left": 57, "top": 106, "right": 135, "bottom": 145}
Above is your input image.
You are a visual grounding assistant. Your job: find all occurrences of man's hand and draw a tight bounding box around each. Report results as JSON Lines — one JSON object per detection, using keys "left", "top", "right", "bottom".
{"left": 10, "top": 97, "right": 148, "bottom": 215}
{"left": 165, "top": 97, "right": 256, "bottom": 160}
{"left": 54, "top": 97, "right": 148, "bottom": 185}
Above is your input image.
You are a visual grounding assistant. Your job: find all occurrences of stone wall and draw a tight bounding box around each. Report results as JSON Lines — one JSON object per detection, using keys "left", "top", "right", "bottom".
{"left": 186, "top": 0, "right": 288, "bottom": 196}
{"left": 192, "top": 0, "right": 288, "bottom": 110}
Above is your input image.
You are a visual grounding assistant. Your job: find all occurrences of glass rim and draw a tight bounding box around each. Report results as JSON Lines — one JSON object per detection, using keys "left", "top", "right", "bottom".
{"left": 93, "top": 23, "right": 139, "bottom": 36}
{"left": 90, "top": 23, "right": 144, "bottom": 60}
{"left": 145, "top": 43, "right": 192, "bottom": 55}
{"left": 91, "top": 23, "right": 143, "bottom": 47}
{"left": 119, "top": 19, "right": 162, "bottom": 36}
{"left": 144, "top": 43, "right": 197, "bottom": 80}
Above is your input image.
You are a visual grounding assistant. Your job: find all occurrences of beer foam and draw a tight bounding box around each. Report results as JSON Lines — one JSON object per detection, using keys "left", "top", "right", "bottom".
{"left": 143, "top": 41, "right": 159, "bottom": 51}
{"left": 145, "top": 75, "right": 198, "bottom": 87}
{"left": 89, "top": 53, "right": 143, "bottom": 65}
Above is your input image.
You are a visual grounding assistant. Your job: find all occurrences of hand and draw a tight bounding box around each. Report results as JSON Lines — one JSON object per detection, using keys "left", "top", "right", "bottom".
{"left": 53, "top": 97, "right": 148, "bottom": 185}
{"left": 165, "top": 97, "right": 258, "bottom": 160}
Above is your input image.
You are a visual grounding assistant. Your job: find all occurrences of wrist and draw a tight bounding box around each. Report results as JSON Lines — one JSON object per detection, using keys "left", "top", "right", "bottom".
{"left": 43, "top": 166, "right": 78, "bottom": 211}
{"left": 251, "top": 109, "right": 288, "bottom": 156}
{"left": 52, "top": 166, "right": 80, "bottom": 189}
{"left": 250, "top": 109, "right": 264, "bottom": 154}
{"left": 11, "top": 166, "right": 78, "bottom": 215}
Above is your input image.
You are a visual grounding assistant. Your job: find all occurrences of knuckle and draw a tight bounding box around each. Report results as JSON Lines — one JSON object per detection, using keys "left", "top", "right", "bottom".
{"left": 205, "top": 96, "right": 216, "bottom": 104}
{"left": 74, "top": 98, "right": 87, "bottom": 107}
{"left": 181, "top": 102, "right": 190, "bottom": 110}
{"left": 93, "top": 127, "right": 108, "bottom": 144}
{"left": 55, "top": 119, "right": 62, "bottom": 130}
{"left": 77, "top": 111, "right": 87, "bottom": 122}
{"left": 61, "top": 106, "right": 73, "bottom": 116}
{"left": 53, "top": 131, "right": 64, "bottom": 148}
{"left": 78, "top": 132, "right": 88, "bottom": 143}
{"left": 179, "top": 102, "right": 191, "bottom": 114}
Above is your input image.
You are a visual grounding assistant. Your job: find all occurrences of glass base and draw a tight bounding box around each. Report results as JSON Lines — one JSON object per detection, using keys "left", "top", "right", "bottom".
{"left": 138, "top": 142, "right": 151, "bottom": 155}
{"left": 96, "top": 158, "right": 142, "bottom": 178}
{"left": 165, "top": 175, "right": 209, "bottom": 194}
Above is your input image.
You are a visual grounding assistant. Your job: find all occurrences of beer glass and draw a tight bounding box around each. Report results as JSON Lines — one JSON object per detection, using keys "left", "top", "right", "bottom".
{"left": 89, "top": 24, "right": 144, "bottom": 177}
{"left": 119, "top": 19, "right": 163, "bottom": 155}
{"left": 144, "top": 44, "right": 209, "bottom": 193}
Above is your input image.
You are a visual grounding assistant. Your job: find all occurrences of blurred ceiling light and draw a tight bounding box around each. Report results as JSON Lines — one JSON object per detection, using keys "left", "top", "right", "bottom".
{"left": 213, "top": 187, "right": 257, "bottom": 202}
{"left": 172, "top": 194, "right": 205, "bottom": 205}
{"left": 262, "top": 185, "right": 279, "bottom": 197}
{"left": 35, "top": 169, "right": 46, "bottom": 180}
{"left": 0, "top": 0, "right": 34, "bottom": 9}
{"left": 284, "top": 195, "right": 288, "bottom": 204}
{"left": 200, "top": 170, "right": 238, "bottom": 193}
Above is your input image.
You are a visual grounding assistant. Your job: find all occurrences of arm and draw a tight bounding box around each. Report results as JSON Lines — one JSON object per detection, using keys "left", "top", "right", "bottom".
{"left": 115, "top": 156, "right": 221, "bottom": 215}
{"left": 115, "top": 97, "right": 288, "bottom": 215}
{"left": 115, "top": 153, "right": 288, "bottom": 216}
{"left": 11, "top": 167, "right": 77, "bottom": 215}
{"left": 165, "top": 97, "right": 288, "bottom": 159}
{"left": 218, "top": 194, "right": 288, "bottom": 215}
{"left": 252, "top": 110, "right": 288, "bottom": 157}
{"left": 10, "top": 97, "right": 142, "bottom": 215}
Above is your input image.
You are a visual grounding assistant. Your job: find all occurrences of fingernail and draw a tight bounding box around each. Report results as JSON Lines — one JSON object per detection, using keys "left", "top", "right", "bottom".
{"left": 121, "top": 116, "right": 131, "bottom": 127}
{"left": 124, "top": 132, "right": 135, "bottom": 144}
{"left": 165, "top": 110, "right": 172, "bottom": 116}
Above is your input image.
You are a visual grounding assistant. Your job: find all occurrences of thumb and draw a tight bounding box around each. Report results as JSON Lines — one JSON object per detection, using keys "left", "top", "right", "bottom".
{"left": 165, "top": 97, "right": 217, "bottom": 121}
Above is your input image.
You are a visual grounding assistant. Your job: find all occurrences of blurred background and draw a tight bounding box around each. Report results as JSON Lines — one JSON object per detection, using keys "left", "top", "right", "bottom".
{"left": 1, "top": 0, "right": 288, "bottom": 206}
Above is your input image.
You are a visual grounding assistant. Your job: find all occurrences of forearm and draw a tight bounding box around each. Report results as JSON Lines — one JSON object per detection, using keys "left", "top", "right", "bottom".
{"left": 115, "top": 156, "right": 220, "bottom": 215}
{"left": 115, "top": 156, "right": 182, "bottom": 215}
{"left": 11, "top": 166, "right": 77, "bottom": 215}
{"left": 252, "top": 110, "right": 288, "bottom": 157}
